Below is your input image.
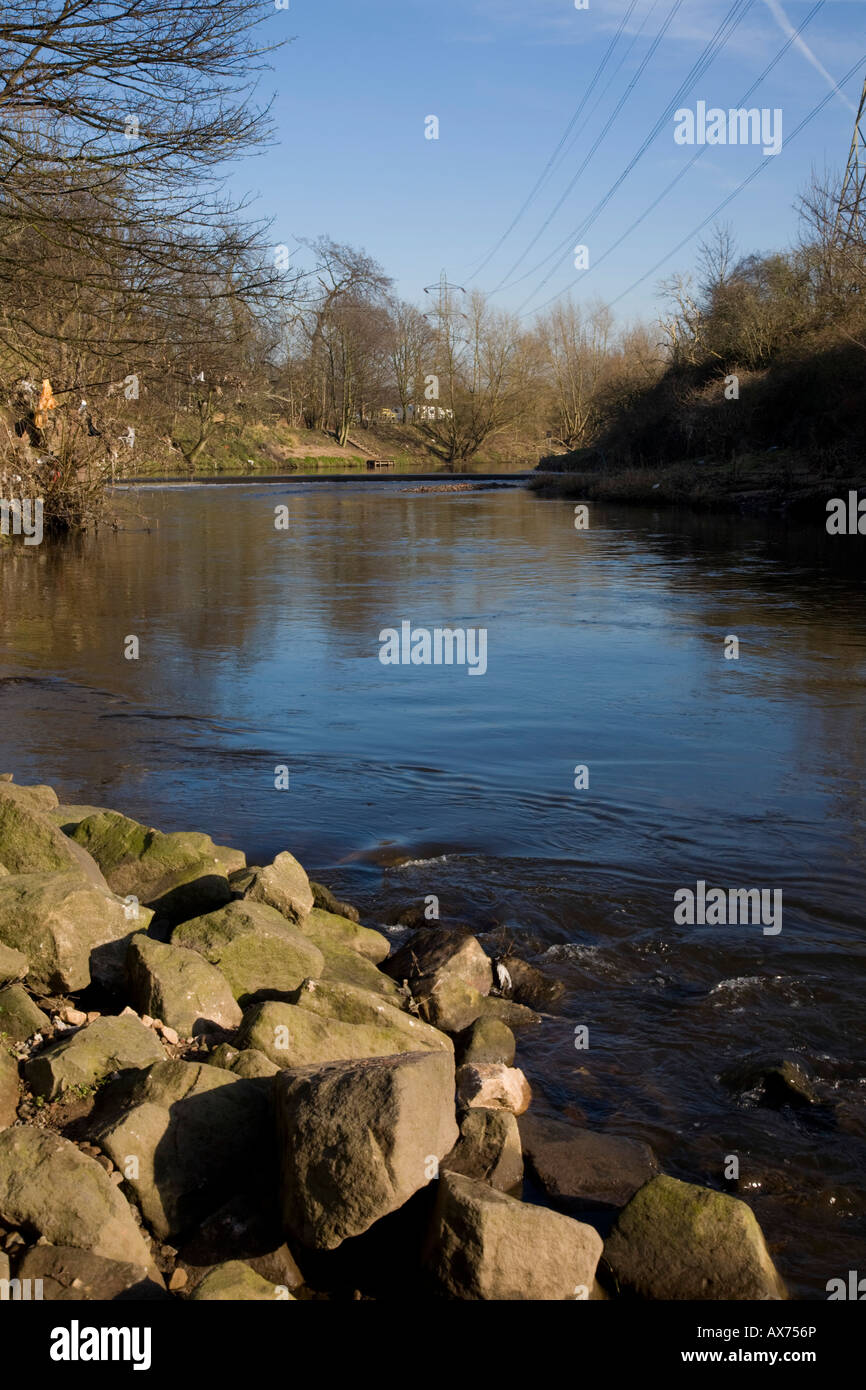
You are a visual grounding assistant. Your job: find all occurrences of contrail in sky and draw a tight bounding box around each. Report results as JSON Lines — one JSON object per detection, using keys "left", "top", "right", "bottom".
{"left": 762, "top": 0, "right": 857, "bottom": 111}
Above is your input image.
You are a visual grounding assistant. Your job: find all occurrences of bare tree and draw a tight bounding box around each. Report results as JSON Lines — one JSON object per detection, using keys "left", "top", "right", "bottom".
{"left": 0, "top": 1, "right": 296, "bottom": 526}
{"left": 419, "top": 289, "right": 538, "bottom": 462}
{"left": 536, "top": 298, "right": 612, "bottom": 448}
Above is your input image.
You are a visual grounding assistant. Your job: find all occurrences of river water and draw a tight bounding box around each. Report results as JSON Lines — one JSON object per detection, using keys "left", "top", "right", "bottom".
{"left": 1, "top": 478, "right": 864, "bottom": 1297}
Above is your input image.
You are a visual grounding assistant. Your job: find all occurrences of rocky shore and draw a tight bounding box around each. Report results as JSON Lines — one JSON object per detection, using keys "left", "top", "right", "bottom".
{"left": 0, "top": 776, "right": 788, "bottom": 1301}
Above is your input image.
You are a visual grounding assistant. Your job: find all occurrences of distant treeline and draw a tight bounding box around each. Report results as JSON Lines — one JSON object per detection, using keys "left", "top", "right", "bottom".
{"left": 1, "top": 4, "right": 863, "bottom": 533}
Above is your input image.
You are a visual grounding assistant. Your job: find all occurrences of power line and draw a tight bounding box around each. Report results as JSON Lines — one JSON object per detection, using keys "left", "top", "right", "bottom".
{"left": 605, "top": 50, "right": 866, "bottom": 312}
{"left": 491, "top": 0, "right": 688, "bottom": 294}
{"left": 523, "top": 0, "right": 825, "bottom": 318}
{"left": 465, "top": 0, "right": 642, "bottom": 281}
{"left": 511, "top": 0, "right": 756, "bottom": 312}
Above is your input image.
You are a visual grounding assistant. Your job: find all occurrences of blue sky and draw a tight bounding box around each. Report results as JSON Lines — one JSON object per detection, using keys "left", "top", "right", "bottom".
{"left": 238, "top": 0, "right": 864, "bottom": 327}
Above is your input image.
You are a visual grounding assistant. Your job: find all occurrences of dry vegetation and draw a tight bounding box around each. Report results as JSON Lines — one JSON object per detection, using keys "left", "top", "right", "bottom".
{"left": 1, "top": 7, "right": 863, "bottom": 533}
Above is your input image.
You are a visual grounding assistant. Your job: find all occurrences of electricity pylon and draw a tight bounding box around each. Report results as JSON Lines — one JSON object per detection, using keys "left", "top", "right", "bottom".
{"left": 423, "top": 269, "right": 466, "bottom": 325}
{"left": 834, "top": 76, "right": 866, "bottom": 246}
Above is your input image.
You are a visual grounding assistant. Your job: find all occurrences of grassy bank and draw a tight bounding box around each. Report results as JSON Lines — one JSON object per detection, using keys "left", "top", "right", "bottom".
{"left": 125, "top": 420, "right": 540, "bottom": 477}
{"left": 528, "top": 448, "right": 861, "bottom": 518}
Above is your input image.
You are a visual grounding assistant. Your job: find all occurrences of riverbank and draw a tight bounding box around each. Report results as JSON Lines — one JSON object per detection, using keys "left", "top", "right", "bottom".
{"left": 128, "top": 420, "right": 539, "bottom": 478}
{"left": 529, "top": 448, "right": 862, "bottom": 518}
{"left": 0, "top": 775, "right": 793, "bottom": 1301}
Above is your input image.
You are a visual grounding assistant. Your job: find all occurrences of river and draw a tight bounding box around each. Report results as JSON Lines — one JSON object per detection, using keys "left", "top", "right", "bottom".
{"left": 1, "top": 476, "right": 864, "bottom": 1297}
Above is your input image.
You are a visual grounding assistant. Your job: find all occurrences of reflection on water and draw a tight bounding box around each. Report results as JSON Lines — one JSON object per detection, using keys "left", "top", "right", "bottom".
{"left": 1, "top": 480, "right": 864, "bottom": 1296}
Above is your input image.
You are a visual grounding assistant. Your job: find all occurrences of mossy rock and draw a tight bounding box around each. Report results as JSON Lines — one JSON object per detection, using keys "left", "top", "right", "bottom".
{"left": 50, "top": 804, "right": 113, "bottom": 833}
{"left": 172, "top": 901, "right": 324, "bottom": 1007}
{"left": 24, "top": 1014, "right": 165, "bottom": 1101}
{"left": 0, "top": 872, "right": 154, "bottom": 995}
{"left": 312, "top": 938, "right": 400, "bottom": 999}
{"left": 0, "top": 1127, "right": 159, "bottom": 1275}
{"left": 126, "top": 933, "right": 242, "bottom": 1036}
{"left": 208, "top": 1043, "right": 279, "bottom": 1078}
{"left": 290, "top": 977, "right": 451, "bottom": 1052}
{"left": 0, "top": 784, "right": 107, "bottom": 887}
{"left": 475, "top": 995, "right": 541, "bottom": 1029}
{"left": 71, "top": 811, "right": 245, "bottom": 921}
{"left": 457, "top": 1016, "right": 516, "bottom": 1066}
{"left": 300, "top": 908, "right": 389, "bottom": 964}
{"left": 241, "top": 851, "right": 314, "bottom": 925}
{"left": 236, "top": 991, "right": 448, "bottom": 1070}
{"left": 0, "top": 984, "right": 50, "bottom": 1042}
{"left": 189, "top": 1260, "right": 287, "bottom": 1300}
{"left": 602, "top": 1175, "right": 787, "bottom": 1300}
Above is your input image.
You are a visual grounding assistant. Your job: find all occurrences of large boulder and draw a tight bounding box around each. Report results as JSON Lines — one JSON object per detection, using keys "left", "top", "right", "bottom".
{"left": 0, "top": 782, "right": 107, "bottom": 888}
{"left": 189, "top": 1261, "right": 287, "bottom": 1301}
{"left": 16, "top": 1244, "right": 168, "bottom": 1301}
{"left": 0, "top": 984, "right": 50, "bottom": 1042}
{"left": 236, "top": 981, "right": 451, "bottom": 1070}
{"left": 289, "top": 977, "right": 446, "bottom": 1039}
{"left": 518, "top": 1114, "right": 658, "bottom": 1213}
{"left": 456, "top": 1062, "right": 532, "bottom": 1115}
{"left": 310, "top": 937, "right": 400, "bottom": 998}
{"left": 425, "top": 1171, "right": 602, "bottom": 1300}
{"left": 0, "top": 1047, "right": 18, "bottom": 1128}
{"left": 241, "top": 851, "right": 314, "bottom": 925}
{"left": 602, "top": 1175, "right": 787, "bottom": 1300}
{"left": 71, "top": 811, "right": 245, "bottom": 921}
{"left": 441, "top": 1108, "right": 523, "bottom": 1193}
{"left": 88, "top": 1060, "right": 274, "bottom": 1242}
{"left": 298, "top": 907, "right": 389, "bottom": 964}
{"left": 126, "top": 933, "right": 242, "bottom": 1036}
{"left": 0, "top": 1127, "right": 159, "bottom": 1275}
{"left": 0, "top": 873, "right": 154, "bottom": 995}
{"left": 24, "top": 1015, "right": 165, "bottom": 1101}
{"left": 172, "top": 901, "right": 325, "bottom": 1007}
{"left": 0, "top": 941, "right": 28, "bottom": 988}
{"left": 384, "top": 928, "right": 492, "bottom": 1032}
{"left": 275, "top": 1050, "right": 459, "bottom": 1249}
{"left": 457, "top": 1016, "right": 516, "bottom": 1067}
